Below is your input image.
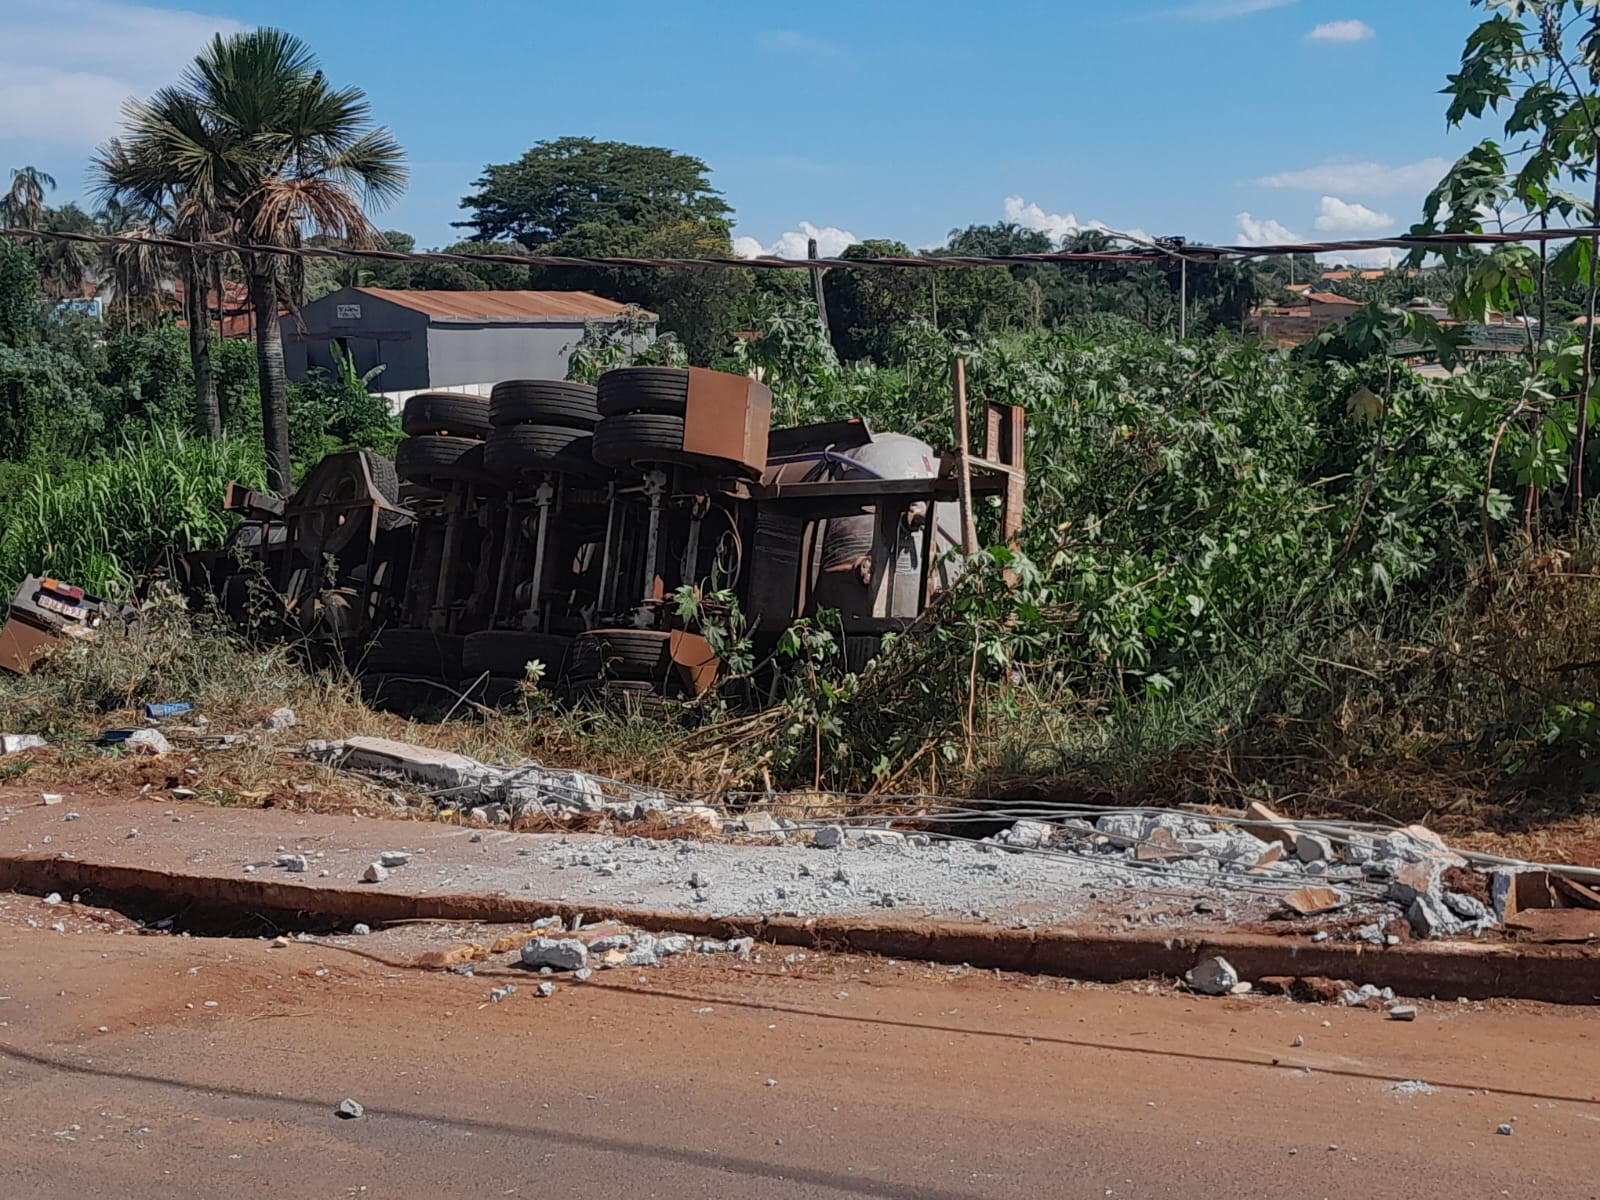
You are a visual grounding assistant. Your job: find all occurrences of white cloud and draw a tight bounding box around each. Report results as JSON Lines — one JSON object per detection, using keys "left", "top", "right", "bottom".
{"left": 0, "top": 1, "right": 243, "bottom": 146}
{"left": 1255, "top": 157, "right": 1450, "bottom": 197}
{"left": 1313, "top": 195, "right": 1393, "bottom": 233}
{"left": 732, "top": 221, "right": 859, "bottom": 260}
{"left": 1234, "top": 212, "right": 1299, "bottom": 246}
{"left": 1142, "top": 0, "right": 1297, "bottom": 21}
{"left": 1003, "top": 195, "right": 1152, "bottom": 246}
{"left": 1319, "top": 247, "right": 1405, "bottom": 268}
{"left": 1307, "top": 18, "right": 1375, "bottom": 43}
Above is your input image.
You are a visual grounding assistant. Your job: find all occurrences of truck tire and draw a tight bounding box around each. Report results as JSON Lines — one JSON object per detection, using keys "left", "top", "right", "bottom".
{"left": 596, "top": 367, "right": 690, "bottom": 417}
{"left": 489, "top": 380, "right": 600, "bottom": 430}
{"left": 360, "top": 629, "right": 466, "bottom": 678}
{"left": 401, "top": 393, "right": 491, "bottom": 439}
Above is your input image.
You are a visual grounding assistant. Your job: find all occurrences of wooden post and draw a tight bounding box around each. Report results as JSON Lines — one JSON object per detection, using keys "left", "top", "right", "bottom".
{"left": 808, "top": 237, "right": 831, "bottom": 343}
{"left": 952, "top": 358, "right": 978, "bottom": 555}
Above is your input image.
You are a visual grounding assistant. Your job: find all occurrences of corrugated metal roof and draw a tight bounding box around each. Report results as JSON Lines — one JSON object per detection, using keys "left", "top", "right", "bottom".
{"left": 356, "top": 288, "right": 654, "bottom": 322}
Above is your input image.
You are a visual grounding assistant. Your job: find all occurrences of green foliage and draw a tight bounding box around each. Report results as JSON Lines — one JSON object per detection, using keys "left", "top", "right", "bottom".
{"left": 287, "top": 343, "right": 401, "bottom": 472}
{"left": 459, "top": 137, "right": 730, "bottom": 246}
{"left": 0, "top": 428, "right": 262, "bottom": 595}
{"left": 565, "top": 308, "right": 685, "bottom": 384}
{"left": 0, "top": 240, "right": 39, "bottom": 346}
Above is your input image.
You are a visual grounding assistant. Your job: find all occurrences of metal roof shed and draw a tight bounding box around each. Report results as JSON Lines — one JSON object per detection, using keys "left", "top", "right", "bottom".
{"left": 281, "top": 287, "right": 655, "bottom": 400}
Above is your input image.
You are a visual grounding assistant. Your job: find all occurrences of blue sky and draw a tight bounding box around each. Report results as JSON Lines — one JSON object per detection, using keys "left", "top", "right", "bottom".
{"left": 0, "top": 0, "right": 1487, "bottom": 264}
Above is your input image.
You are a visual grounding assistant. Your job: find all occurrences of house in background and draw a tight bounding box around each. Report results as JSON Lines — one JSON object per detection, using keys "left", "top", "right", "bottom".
{"left": 281, "top": 288, "right": 656, "bottom": 407}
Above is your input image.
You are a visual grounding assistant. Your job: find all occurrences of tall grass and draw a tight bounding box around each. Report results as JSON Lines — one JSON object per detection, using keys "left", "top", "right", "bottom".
{"left": 0, "top": 428, "right": 262, "bottom": 596}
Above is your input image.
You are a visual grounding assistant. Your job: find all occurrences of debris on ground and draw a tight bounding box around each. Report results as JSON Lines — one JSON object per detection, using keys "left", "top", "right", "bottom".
{"left": 335, "top": 1099, "right": 364, "bottom": 1120}
{"left": 0, "top": 734, "right": 48, "bottom": 755}
{"left": 1496, "top": 1123, "right": 1513, "bottom": 1136}
{"left": 361, "top": 862, "right": 389, "bottom": 883}
{"left": 519, "top": 936, "right": 588, "bottom": 971}
{"left": 1388, "top": 1005, "right": 1418, "bottom": 1022}
{"left": 1387, "top": 1080, "right": 1438, "bottom": 1097}
{"left": 1185, "top": 956, "right": 1239, "bottom": 996}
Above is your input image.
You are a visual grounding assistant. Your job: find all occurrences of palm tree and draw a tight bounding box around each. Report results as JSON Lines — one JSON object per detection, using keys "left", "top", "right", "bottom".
{"left": 3, "top": 166, "right": 56, "bottom": 230}
{"left": 101, "top": 29, "right": 407, "bottom": 492}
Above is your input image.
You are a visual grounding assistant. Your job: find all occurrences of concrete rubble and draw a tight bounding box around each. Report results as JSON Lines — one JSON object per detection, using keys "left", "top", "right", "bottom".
{"left": 297, "top": 735, "right": 1558, "bottom": 952}
{"left": 0, "top": 734, "right": 48, "bottom": 755}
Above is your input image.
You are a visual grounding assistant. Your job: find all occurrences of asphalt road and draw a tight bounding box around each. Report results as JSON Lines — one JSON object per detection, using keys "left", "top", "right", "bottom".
{"left": 2, "top": 915, "right": 1599, "bottom": 1199}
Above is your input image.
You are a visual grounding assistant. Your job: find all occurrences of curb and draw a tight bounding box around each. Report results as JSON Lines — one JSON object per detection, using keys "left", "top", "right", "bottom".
{"left": 3, "top": 853, "right": 1597, "bottom": 1004}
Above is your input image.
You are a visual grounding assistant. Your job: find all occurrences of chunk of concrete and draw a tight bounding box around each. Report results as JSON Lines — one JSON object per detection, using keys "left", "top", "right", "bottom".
{"left": 1387, "top": 859, "right": 1444, "bottom": 907}
{"left": 1293, "top": 832, "right": 1335, "bottom": 863}
{"left": 1185, "top": 956, "right": 1239, "bottom": 996}
{"left": 1443, "top": 891, "right": 1493, "bottom": 923}
{"left": 378, "top": 851, "right": 410, "bottom": 868}
{"left": 741, "top": 811, "right": 781, "bottom": 835}
{"left": 1407, "top": 893, "right": 1464, "bottom": 939}
{"left": 276, "top": 854, "right": 308, "bottom": 873}
{"left": 335, "top": 1098, "right": 364, "bottom": 1119}
{"left": 520, "top": 936, "right": 588, "bottom": 971}
{"left": 857, "top": 829, "right": 906, "bottom": 848}
{"left": 586, "top": 934, "right": 632, "bottom": 954}
{"left": 812, "top": 825, "right": 846, "bottom": 849}
{"left": 1388, "top": 1005, "right": 1418, "bottom": 1022}
{"left": 1095, "top": 813, "right": 1145, "bottom": 843}
{"left": 123, "top": 728, "right": 171, "bottom": 757}
{"left": 1244, "top": 801, "right": 1299, "bottom": 851}
{"left": 0, "top": 734, "right": 48, "bottom": 755}
{"left": 655, "top": 934, "right": 694, "bottom": 958}
{"left": 361, "top": 862, "right": 389, "bottom": 883}
{"left": 263, "top": 707, "right": 297, "bottom": 731}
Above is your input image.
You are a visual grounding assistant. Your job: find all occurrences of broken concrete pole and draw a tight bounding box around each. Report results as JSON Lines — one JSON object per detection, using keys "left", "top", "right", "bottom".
{"left": 0, "top": 734, "right": 48, "bottom": 755}
{"left": 519, "top": 936, "right": 588, "bottom": 971}
{"left": 361, "top": 862, "right": 389, "bottom": 884}
{"left": 1185, "top": 956, "right": 1239, "bottom": 996}
{"left": 332, "top": 736, "right": 486, "bottom": 791}
{"left": 812, "top": 825, "right": 846, "bottom": 849}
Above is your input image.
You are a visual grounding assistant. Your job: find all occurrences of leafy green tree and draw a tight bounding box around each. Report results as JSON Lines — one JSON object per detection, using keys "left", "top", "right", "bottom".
{"left": 0, "top": 240, "right": 38, "bottom": 346}
{"left": 1410, "top": 0, "right": 1600, "bottom": 526}
{"left": 105, "top": 29, "right": 407, "bottom": 493}
{"left": 458, "top": 137, "right": 729, "bottom": 246}
{"left": 823, "top": 239, "right": 930, "bottom": 361}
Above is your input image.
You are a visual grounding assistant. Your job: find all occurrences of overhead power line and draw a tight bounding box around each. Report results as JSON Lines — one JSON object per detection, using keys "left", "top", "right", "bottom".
{"left": 1, "top": 223, "right": 1594, "bottom": 273}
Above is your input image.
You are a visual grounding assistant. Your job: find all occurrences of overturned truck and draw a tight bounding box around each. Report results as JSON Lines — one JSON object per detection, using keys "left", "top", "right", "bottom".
{"left": 188, "top": 366, "right": 1025, "bottom": 709}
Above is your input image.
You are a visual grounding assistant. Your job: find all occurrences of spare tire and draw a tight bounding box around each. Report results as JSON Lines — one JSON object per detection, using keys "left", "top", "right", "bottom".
{"left": 597, "top": 367, "right": 690, "bottom": 418}
{"left": 483, "top": 424, "right": 593, "bottom": 484}
{"left": 395, "top": 435, "right": 482, "bottom": 485}
{"left": 490, "top": 380, "right": 600, "bottom": 430}
{"left": 401, "top": 393, "right": 491, "bottom": 439}
{"left": 462, "top": 630, "right": 572, "bottom": 680}
{"left": 288, "top": 448, "right": 408, "bottom": 556}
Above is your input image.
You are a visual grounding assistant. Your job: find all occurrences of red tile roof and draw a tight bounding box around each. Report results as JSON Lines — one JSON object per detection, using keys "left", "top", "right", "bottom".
{"left": 356, "top": 288, "right": 654, "bottom": 322}
{"left": 1306, "top": 291, "right": 1362, "bottom": 306}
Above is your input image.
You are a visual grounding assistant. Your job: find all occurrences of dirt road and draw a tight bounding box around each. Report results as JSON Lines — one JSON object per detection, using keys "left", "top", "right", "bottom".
{"left": 2, "top": 914, "right": 1598, "bottom": 1199}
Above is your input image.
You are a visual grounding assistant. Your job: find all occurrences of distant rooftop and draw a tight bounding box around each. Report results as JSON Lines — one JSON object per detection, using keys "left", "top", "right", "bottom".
{"left": 355, "top": 288, "right": 654, "bottom": 322}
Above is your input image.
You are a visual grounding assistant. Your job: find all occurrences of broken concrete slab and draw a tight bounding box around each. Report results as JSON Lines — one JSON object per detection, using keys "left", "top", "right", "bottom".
{"left": 1294, "top": 832, "right": 1335, "bottom": 864}
{"left": 0, "top": 734, "right": 48, "bottom": 755}
{"left": 999, "top": 819, "right": 1055, "bottom": 850}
